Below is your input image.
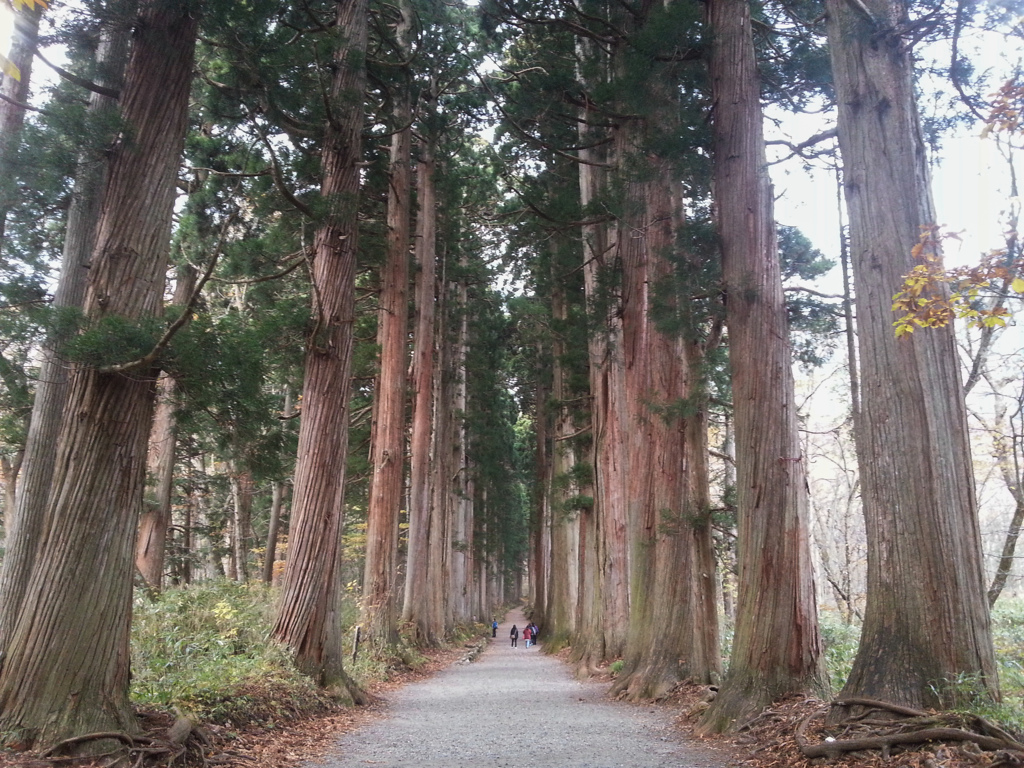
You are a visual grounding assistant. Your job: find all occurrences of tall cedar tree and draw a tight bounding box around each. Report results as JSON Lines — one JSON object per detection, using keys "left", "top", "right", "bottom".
{"left": 825, "top": 0, "right": 998, "bottom": 711}
{"left": 0, "top": 0, "right": 197, "bottom": 747}
{"left": 576, "top": 83, "right": 624, "bottom": 669}
{"left": 402, "top": 140, "right": 441, "bottom": 641}
{"left": 271, "top": 0, "right": 371, "bottom": 700}
{"left": 361, "top": 0, "right": 414, "bottom": 649}
{"left": 577, "top": 24, "right": 629, "bottom": 668}
{"left": 609, "top": 0, "right": 719, "bottom": 699}
{"left": 699, "top": 0, "right": 829, "bottom": 732}
{"left": 0, "top": 3, "right": 136, "bottom": 646}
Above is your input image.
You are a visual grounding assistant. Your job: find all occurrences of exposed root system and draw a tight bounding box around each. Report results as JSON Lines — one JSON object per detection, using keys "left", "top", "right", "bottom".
{"left": 671, "top": 686, "right": 1024, "bottom": 768}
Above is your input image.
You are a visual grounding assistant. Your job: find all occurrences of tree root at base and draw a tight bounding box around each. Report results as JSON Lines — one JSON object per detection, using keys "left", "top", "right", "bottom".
{"left": 795, "top": 700, "right": 1024, "bottom": 762}
{"left": 37, "top": 713, "right": 206, "bottom": 767}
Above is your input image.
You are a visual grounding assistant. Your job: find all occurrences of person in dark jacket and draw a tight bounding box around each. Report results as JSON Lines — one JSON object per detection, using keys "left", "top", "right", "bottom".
{"left": 510, "top": 624, "right": 519, "bottom": 648}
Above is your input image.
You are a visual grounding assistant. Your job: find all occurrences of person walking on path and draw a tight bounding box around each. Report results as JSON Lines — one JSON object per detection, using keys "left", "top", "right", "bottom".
{"left": 510, "top": 624, "right": 519, "bottom": 648}
{"left": 491, "top": 619, "right": 498, "bottom": 638}
{"left": 316, "top": 607, "right": 723, "bottom": 767}
{"left": 523, "top": 624, "right": 532, "bottom": 648}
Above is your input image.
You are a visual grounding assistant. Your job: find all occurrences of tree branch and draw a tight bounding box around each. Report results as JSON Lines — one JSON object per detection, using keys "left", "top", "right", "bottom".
{"left": 97, "top": 213, "right": 238, "bottom": 375}
{"left": 33, "top": 47, "right": 120, "bottom": 99}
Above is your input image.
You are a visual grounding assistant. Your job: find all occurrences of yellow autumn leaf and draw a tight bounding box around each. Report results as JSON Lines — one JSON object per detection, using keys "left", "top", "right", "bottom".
{"left": 0, "top": 52, "right": 20, "bottom": 81}
{"left": 8, "top": 0, "right": 48, "bottom": 11}
{"left": 1012, "top": 277, "right": 1024, "bottom": 293}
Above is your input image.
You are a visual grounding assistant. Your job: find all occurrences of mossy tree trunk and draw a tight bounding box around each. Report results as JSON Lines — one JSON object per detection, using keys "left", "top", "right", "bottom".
{"left": 611, "top": 132, "right": 719, "bottom": 699}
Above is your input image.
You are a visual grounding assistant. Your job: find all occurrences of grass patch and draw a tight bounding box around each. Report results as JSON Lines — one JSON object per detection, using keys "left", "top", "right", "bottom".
{"left": 131, "top": 580, "right": 339, "bottom": 725}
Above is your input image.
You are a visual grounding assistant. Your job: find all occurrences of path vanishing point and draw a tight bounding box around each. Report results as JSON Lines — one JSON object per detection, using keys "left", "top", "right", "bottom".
{"left": 312, "top": 609, "right": 729, "bottom": 768}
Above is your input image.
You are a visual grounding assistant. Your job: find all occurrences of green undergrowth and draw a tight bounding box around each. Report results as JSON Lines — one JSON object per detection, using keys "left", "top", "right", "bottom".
{"left": 818, "top": 610, "right": 861, "bottom": 690}
{"left": 818, "top": 600, "right": 1024, "bottom": 734}
{"left": 131, "top": 580, "right": 490, "bottom": 727}
{"left": 979, "top": 599, "right": 1024, "bottom": 733}
{"left": 131, "top": 580, "right": 339, "bottom": 726}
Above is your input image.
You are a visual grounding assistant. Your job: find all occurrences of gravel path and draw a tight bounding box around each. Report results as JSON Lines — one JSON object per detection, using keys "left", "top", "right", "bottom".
{"left": 312, "top": 610, "right": 728, "bottom": 768}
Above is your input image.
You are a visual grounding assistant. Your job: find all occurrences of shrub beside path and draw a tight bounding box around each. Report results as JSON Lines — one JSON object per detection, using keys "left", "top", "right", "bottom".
{"left": 311, "top": 609, "right": 730, "bottom": 768}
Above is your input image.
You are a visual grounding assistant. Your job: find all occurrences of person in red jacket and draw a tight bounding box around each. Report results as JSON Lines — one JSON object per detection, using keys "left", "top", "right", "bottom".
{"left": 523, "top": 624, "right": 533, "bottom": 648}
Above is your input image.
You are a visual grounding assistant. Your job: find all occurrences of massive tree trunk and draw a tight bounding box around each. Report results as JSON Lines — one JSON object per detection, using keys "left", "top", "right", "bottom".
{"left": 825, "top": 0, "right": 998, "bottom": 710}
{"left": 0, "top": 5, "right": 135, "bottom": 645}
{"left": 361, "top": 3, "right": 413, "bottom": 646}
{"left": 611, "top": 131, "right": 719, "bottom": 699}
{"left": 606, "top": 4, "right": 719, "bottom": 693}
{"left": 531, "top": 350, "right": 550, "bottom": 629}
{"left": 0, "top": 1, "right": 196, "bottom": 747}
{"left": 402, "top": 147, "right": 441, "bottom": 643}
{"left": 271, "top": 0, "right": 369, "bottom": 700}
{"left": 136, "top": 266, "right": 195, "bottom": 589}
{"left": 0, "top": 0, "right": 45, "bottom": 521}
{"left": 699, "top": 0, "right": 829, "bottom": 732}
{"left": 606, "top": 157, "right": 720, "bottom": 704}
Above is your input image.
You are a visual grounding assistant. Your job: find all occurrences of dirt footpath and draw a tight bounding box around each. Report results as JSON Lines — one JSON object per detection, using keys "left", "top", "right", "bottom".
{"left": 310, "top": 610, "right": 730, "bottom": 768}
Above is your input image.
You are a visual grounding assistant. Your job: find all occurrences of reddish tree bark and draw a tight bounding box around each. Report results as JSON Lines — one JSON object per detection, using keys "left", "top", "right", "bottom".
{"left": 545, "top": 278, "right": 581, "bottom": 648}
{"left": 361, "top": 0, "right": 413, "bottom": 645}
{"left": 611, "top": 149, "right": 720, "bottom": 698}
{"left": 0, "top": 1, "right": 196, "bottom": 747}
{"left": 825, "top": 0, "right": 998, "bottom": 711}
{"left": 0, "top": 3, "right": 135, "bottom": 644}
{"left": 136, "top": 267, "right": 195, "bottom": 589}
{"left": 271, "top": 0, "right": 369, "bottom": 699}
{"left": 699, "top": 0, "right": 829, "bottom": 731}
{"left": 402, "top": 146, "right": 442, "bottom": 643}
{"left": 576, "top": 79, "right": 629, "bottom": 664}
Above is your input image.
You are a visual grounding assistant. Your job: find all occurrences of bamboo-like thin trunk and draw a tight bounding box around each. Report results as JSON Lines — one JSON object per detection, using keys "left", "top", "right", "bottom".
{"left": 262, "top": 388, "right": 292, "bottom": 584}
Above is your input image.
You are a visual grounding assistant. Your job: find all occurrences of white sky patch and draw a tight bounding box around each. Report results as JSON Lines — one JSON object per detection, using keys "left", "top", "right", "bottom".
{"left": 931, "top": 133, "right": 1015, "bottom": 266}
{"left": 0, "top": 3, "right": 14, "bottom": 63}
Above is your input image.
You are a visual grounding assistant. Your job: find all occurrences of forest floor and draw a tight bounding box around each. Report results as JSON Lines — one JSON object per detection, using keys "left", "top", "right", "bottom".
{"left": 0, "top": 618, "right": 1014, "bottom": 768}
